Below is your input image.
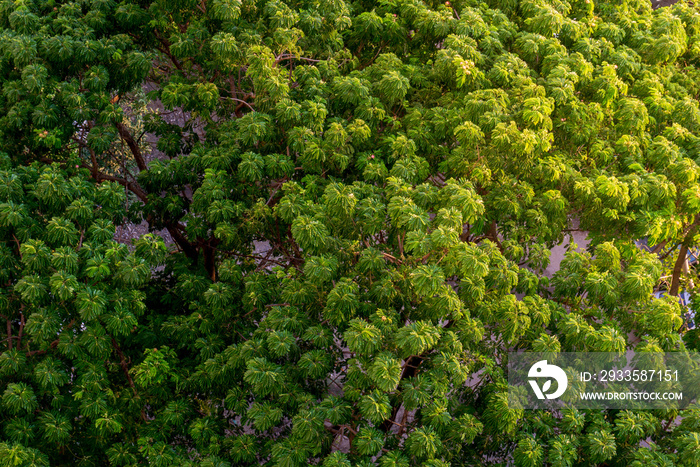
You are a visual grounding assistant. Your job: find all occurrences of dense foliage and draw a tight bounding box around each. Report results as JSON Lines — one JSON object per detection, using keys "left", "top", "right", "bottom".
{"left": 2, "top": 0, "right": 700, "bottom": 465}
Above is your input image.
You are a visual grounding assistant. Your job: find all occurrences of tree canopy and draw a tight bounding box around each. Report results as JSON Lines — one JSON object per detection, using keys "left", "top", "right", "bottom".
{"left": 2, "top": 0, "right": 700, "bottom": 465}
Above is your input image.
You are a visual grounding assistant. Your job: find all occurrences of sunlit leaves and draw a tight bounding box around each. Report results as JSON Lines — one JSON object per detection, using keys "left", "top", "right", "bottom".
{"left": 344, "top": 319, "right": 382, "bottom": 355}
{"left": 114, "top": 256, "right": 150, "bottom": 287}
{"left": 85, "top": 254, "right": 111, "bottom": 281}
{"left": 88, "top": 219, "right": 116, "bottom": 243}
{"left": 2, "top": 0, "right": 700, "bottom": 465}
{"left": 368, "top": 353, "right": 401, "bottom": 392}
{"left": 132, "top": 348, "right": 174, "bottom": 389}
{"left": 291, "top": 215, "right": 329, "bottom": 252}
{"left": 303, "top": 255, "right": 338, "bottom": 283}
{"left": 513, "top": 437, "right": 543, "bottom": 467}
{"left": 354, "top": 427, "right": 384, "bottom": 456}
{"left": 266, "top": 330, "right": 296, "bottom": 358}
{"left": 585, "top": 430, "right": 617, "bottom": 465}
{"left": 410, "top": 265, "right": 445, "bottom": 297}
{"left": 20, "top": 240, "right": 51, "bottom": 273}
{"left": 358, "top": 390, "right": 391, "bottom": 424}
{"left": 237, "top": 113, "right": 273, "bottom": 147}
{"left": 212, "top": 0, "right": 242, "bottom": 21}
{"left": 643, "top": 296, "right": 683, "bottom": 336}
{"left": 333, "top": 76, "right": 370, "bottom": 106}
{"left": 376, "top": 71, "right": 410, "bottom": 106}
{"left": 395, "top": 321, "right": 441, "bottom": 358}
{"left": 322, "top": 183, "right": 356, "bottom": 217}
{"left": 406, "top": 426, "right": 442, "bottom": 460}
{"left": 324, "top": 278, "right": 359, "bottom": 326}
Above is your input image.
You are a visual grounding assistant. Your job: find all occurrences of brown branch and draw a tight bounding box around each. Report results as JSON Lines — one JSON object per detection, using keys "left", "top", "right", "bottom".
{"left": 227, "top": 97, "right": 255, "bottom": 112}
{"left": 670, "top": 243, "right": 689, "bottom": 296}
{"left": 26, "top": 319, "right": 76, "bottom": 356}
{"left": 650, "top": 240, "right": 669, "bottom": 254}
{"left": 115, "top": 122, "right": 147, "bottom": 171}
{"left": 17, "top": 311, "right": 25, "bottom": 350}
{"left": 450, "top": 2, "right": 461, "bottom": 19}
{"left": 379, "top": 355, "right": 425, "bottom": 433}
{"left": 111, "top": 337, "right": 138, "bottom": 395}
{"left": 274, "top": 54, "right": 322, "bottom": 64}
{"left": 487, "top": 221, "right": 504, "bottom": 252}
{"left": 95, "top": 172, "right": 148, "bottom": 203}
{"left": 153, "top": 31, "right": 184, "bottom": 72}
{"left": 396, "top": 405, "right": 410, "bottom": 437}
{"left": 27, "top": 340, "right": 59, "bottom": 356}
{"left": 659, "top": 242, "right": 682, "bottom": 261}
{"left": 11, "top": 234, "right": 21, "bottom": 256}
{"left": 670, "top": 217, "right": 700, "bottom": 295}
{"left": 6, "top": 318, "right": 11, "bottom": 351}
{"left": 164, "top": 221, "right": 200, "bottom": 262}
{"left": 226, "top": 251, "right": 290, "bottom": 268}
{"left": 87, "top": 146, "right": 99, "bottom": 180}
{"left": 203, "top": 242, "right": 217, "bottom": 282}
{"left": 383, "top": 252, "right": 402, "bottom": 265}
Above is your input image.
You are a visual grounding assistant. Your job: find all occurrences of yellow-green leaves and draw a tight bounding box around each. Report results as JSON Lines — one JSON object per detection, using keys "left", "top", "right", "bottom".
{"left": 291, "top": 215, "right": 329, "bottom": 253}
{"left": 322, "top": 182, "right": 356, "bottom": 217}
{"left": 405, "top": 426, "right": 442, "bottom": 460}
{"left": 324, "top": 278, "right": 359, "bottom": 326}
{"left": 238, "top": 152, "right": 265, "bottom": 182}
{"left": 14, "top": 275, "right": 47, "bottom": 303}
{"left": 297, "top": 350, "right": 330, "bottom": 379}
{"left": 77, "top": 287, "right": 107, "bottom": 321}
{"left": 388, "top": 196, "right": 429, "bottom": 231}
{"left": 211, "top": 0, "right": 242, "bottom": 22}
{"left": 345, "top": 319, "right": 383, "bottom": 355}
{"left": 643, "top": 296, "right": 684, "bottom": 336}
{"left": 410, "top": 265, "right": 445, "bottom": 298}
{"left": 354, "top": 427, "right": 385, "bottom": 456}
{"left": 395, "top": 321, "right": 441, "bottom": 358}
{"left": 368, "top": 353, "right": 401, "bottom": 392}
{"left": 359, "top": 390, "right": 391, "bottom": 424}
{"left": 49, "top": 271, "right": 78, "bottom": 302}
{"left": 20, "top": 239, "right": 50, "bottom": 273}
{"left": 376, "top": 71, "right": 410, "bottom": 106}
{"left": 495, "top": 295, "right": 531, "bottom": 344}
{"left": 3, "top": 382, "right": 38, "bottom": 415}
{"left": 332, "top": 76, "right": 370, "bottom": 106}
{"left": 304, "top": 255, "right": 338, "bottom": 283}
{"left": 46, "top": 217, "right": 79, "bottom": 247}
{"left": 514, "top": 437, "right": 544, "bottom": 467}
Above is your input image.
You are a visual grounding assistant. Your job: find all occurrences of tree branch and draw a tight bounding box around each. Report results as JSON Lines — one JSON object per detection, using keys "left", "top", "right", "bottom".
{"left": 115, "top": 122, "right": 147, "bottom": 171}
{"left": 670, "top": 243, "right": 689, "bottom": 297}
{"left": 95, "top": 172, "right": 149, "bottom": 203}
{"left": 112, "top": 338, "right": 138, "bottom": 395}
{"left": 6, "top": 318, "right": 11, "bottom": 351}
{"left": 153, "top": 31, "right": 184, "bottom": 72}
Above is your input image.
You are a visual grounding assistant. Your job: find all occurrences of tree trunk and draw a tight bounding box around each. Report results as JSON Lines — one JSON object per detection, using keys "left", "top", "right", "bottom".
{"left": 670, "top": 243, "right": 688, "bottom": 297}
